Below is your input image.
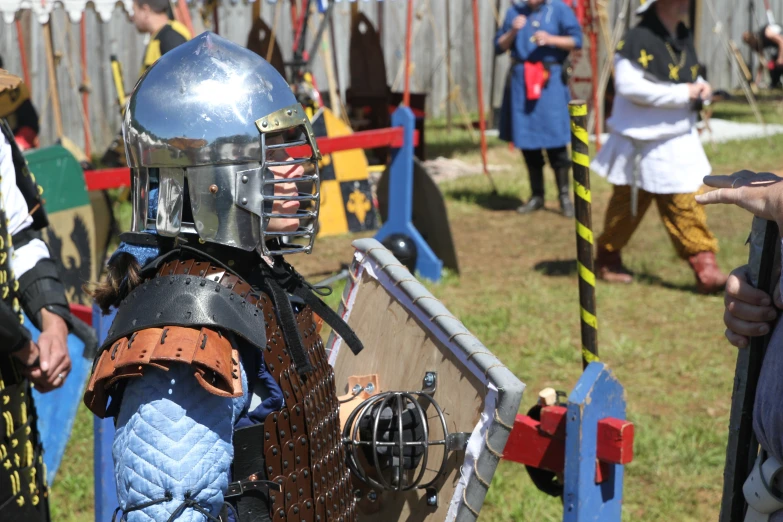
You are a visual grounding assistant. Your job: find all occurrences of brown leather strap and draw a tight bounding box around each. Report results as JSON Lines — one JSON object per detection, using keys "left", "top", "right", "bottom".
{"left": 84, "top": 325, "right": 242, "bottom": 418}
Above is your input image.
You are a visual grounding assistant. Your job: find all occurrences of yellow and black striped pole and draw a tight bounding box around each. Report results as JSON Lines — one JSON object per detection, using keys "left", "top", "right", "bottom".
{"left": 110, "top": 55, "right": 127, "bottom": 116}
{"left": 569, "top": 100, "right": 598, "bottom": 370}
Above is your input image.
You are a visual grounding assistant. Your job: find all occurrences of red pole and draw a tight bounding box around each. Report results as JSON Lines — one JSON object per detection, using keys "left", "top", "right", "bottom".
{"left": 80, "top": 17, "right": 91, "bottom": 158}
{"left": 213, "top": 1, "right": 219, "bottom": 34}
{"left": 403, "top": 0, "right": 413, "bottom": 107}
{"left": 472, "top": 0, "right": 489, "bottom": 175}
{"left": 293, "top": 0, "right": 308, "bottom": 53}
{"left": 15, "top": 20, "right": 31, "bottom": 88}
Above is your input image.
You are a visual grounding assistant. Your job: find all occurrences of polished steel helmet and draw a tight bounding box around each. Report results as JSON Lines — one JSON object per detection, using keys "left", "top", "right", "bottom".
{"left": 123, "top": 32, "right": 321, "bottom": 256}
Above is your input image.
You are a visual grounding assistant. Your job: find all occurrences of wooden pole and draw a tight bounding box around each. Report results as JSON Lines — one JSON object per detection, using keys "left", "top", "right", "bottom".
{"left": 488, "top": 0, "right": 502, "bottom": 129}
{"left": 43, "top": 22, "right": 64, "bottom": 139}
{"left": 291, "top": 0, "right": 299, "bottom": 35}
{"left": 569, "top": 101, "right": 598, "bottom": 370}
{"left": 328, "top": 8, "right": 343, "bottom": 112}
{"left": 471, "top": 0, "right": 490, "bottom": 179}
{"left": 403, "top": 0, "right": 414, "bottom": 107}
{"left": 589, "top": 0, "right": 601, "bottom": 149}
{"left": 15, "top": 20, "right": 32, "bottom": 88}
{"left": 80, "top": 17, "right": 91, "bottom": 158}
{"left": 267, "top": 2, "right": 282, "bottom": 63}
{"left": 445, "top": 0, "right": 452, "bottom": 133}
{"left": 173, "top": 0, "right": 195, "bottom": 37}
{"left": 320, "top": 15, "right": 341, "bottom": 119}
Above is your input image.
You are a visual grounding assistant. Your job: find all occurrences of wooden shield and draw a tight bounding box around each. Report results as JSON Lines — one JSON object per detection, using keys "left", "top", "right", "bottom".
{"left": 311, "top": 108, "right": 378, "bottom": 237}
{"left": 24, "top": 145, "right": 97, "bottom": 305}
{"left": 349, "top": 13, "right": 388, "bottom": 99}
{"left": 247, "top": 16, "right": 287, "bottom": 78}
{"left": 376, "top": 159, "right": 459, "bottom": 273}
{"left": 328, "top": 238, "right": 524, "bottom": 521}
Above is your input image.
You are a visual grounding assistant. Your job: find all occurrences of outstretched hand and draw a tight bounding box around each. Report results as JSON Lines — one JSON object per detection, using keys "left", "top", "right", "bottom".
{"left": 695, "top": 170, "right": 783, "bottom": 227}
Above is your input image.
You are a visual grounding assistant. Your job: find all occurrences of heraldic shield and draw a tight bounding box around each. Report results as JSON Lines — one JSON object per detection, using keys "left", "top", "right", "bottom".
{"left": 328, "top": 238, "right": 525, "bottom": 521}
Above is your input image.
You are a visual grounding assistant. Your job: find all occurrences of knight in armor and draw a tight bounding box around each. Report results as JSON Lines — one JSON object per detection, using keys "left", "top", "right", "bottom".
{"left": 0, "top": 68, "right": 73, "bottom": 520}
{"left": 83, "top": 33, "right": 364, "bottom": 521}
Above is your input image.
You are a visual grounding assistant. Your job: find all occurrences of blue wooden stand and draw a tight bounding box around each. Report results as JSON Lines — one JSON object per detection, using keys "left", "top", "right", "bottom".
{"left": 563, "top": 362, "right": 626, "bottom": 522}
{"left": 93, "top": 304, "right": 119, "bottom": 522}
{"left": 374, "top": 106, "right": 443, "bottom": 282}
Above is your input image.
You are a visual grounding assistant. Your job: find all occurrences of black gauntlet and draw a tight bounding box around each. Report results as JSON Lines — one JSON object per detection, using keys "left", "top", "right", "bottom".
{"left": 17, "top": 257, "right": 72, "bottom": 331}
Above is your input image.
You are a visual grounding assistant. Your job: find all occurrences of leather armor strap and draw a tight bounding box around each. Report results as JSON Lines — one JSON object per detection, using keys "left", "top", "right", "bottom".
{"left": 225, "top": 478, "right": 281, "bottom": 499}
{"left": 269, "top": 255, "right": 363, "bottom": 357}
{"left": 84, "top": 326, "right": 242, "bottom": 418}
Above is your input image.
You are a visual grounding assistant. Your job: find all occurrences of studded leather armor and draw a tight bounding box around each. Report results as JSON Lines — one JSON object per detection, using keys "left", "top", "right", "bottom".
{"left": 85, "top": 255, "right": 354, "bottom": 522}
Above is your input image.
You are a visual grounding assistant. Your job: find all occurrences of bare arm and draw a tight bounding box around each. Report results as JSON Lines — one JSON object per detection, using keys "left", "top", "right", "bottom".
{"left": 496, "top": 15, "right": 526, "bottom": 53}
{"left": 764, "top": 26, "right": 783, "bottom": 64}
{"left": 541, "top": 35, "right": 577, "bottom": 51}
{"left": 497, "top": 28, "right": 519, "bottom": 52}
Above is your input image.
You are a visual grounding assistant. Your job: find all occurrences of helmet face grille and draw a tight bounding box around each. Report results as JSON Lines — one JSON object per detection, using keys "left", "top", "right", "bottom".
{"left": 342, "top": 391, "right": 450, "bottom": 492}
{"left": 255, "top": 104, "right": 321, "bottom": 257}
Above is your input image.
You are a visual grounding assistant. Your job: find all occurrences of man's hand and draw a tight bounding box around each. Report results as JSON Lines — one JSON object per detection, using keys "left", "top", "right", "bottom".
{"left": 26, "top": 309, "right": 70, "bottom": 392}
{"left": 696, "top": 170, "right": 783, "bottom": 232}
{"left": 699, "top": 81, "right": 713, "bottom": 101}
{"left": 512, "top": 15, "right": 527, "bottom": 32}
{"left": 687, "top": 82, "right": 710, "bottom": 101}
{"left": 12, "top": 339, "right": 40, "bottom": 367}
{"left": 533, "top": 30, "right": 552, "bottom": 46}
{"left": 723, "top": 265, "right": 781, "bottom": 349}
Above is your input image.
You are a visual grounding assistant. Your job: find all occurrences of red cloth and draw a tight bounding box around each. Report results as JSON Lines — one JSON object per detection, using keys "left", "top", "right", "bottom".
{"left": 14, "top": 126, "right": 38, "bottom": 151}
{"left": 524, "top": 62, "right": 549, "bottom": 101}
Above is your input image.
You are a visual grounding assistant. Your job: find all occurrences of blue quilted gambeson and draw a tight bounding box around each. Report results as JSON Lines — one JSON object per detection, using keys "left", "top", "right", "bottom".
{"left": 113, "top": 361, "right": 249, "bottom": 521}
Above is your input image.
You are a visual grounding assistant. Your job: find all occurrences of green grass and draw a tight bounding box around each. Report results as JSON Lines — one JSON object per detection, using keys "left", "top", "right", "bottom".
{"left": 48, "top": 100, "right": 783, "bottom": 521}
{"left": 711, "top": 97, "right": 783, "bottom": 125}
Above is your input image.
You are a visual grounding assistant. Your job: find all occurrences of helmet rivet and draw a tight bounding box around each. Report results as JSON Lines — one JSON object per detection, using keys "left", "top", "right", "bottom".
{"left": 261, "top": 121, "right": 268, "bottom": 128}
{"left": 286, "top": 109, "right": 292, "bottom": 116}
{"left": 274, "top": 119, "right": 279, "bottom": 126}
{"left": 241, "top": 197, "right": 248, "bottom": 205}
{"left": 242, "top": 175, "right": 248, "bottom": 183}
{"left": 209, "top": 184, "right": 218, "bottom": 194}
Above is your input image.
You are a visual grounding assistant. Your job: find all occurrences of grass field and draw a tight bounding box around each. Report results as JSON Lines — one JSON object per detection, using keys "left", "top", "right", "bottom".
{"left": 49, "top": 99, "right": 783, "bottom": 521}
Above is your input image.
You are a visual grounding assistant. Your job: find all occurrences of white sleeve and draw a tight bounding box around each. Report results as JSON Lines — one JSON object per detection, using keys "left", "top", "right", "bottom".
{"left": 614, "top": 56, "right": 691, "bottom": 109}
{"left": 0, "top": 132, "right": 49, "bottom": 278}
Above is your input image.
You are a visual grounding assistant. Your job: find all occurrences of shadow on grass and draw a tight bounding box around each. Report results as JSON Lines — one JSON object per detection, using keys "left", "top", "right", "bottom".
{"left": 534, "top": 259, "right": 577, "bottom": 276}
{"left": 533, "top": 260, "right": 708, "bottom": 295}
{"left": 634, "top": 272, "right": 701, "bottom": 294}
{"left": 443, "top": 189, "right": 523, "bottom": 211}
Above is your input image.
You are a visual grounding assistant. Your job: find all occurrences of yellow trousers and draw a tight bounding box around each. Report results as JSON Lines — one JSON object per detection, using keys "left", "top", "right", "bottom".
{"left": 597, "top": 185, "right": 718, "bottom": 259}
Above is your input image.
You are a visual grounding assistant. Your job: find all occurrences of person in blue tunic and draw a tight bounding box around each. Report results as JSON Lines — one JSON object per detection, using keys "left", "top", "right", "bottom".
{"left": 496, "top": 0, "right": 583, "bottom": 217}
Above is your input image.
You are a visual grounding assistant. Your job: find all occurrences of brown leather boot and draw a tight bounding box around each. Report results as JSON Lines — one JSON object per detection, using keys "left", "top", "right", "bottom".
{"left": 596, "top": 247, "right": 633, "bottom": 284}
{"left": 688, "top": 252, "right": 728, "bottom": 294}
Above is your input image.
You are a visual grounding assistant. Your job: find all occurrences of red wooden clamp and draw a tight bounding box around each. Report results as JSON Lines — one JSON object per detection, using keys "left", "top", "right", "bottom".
{"left": 503, "top": 406, "right": 634, "bottom": 483}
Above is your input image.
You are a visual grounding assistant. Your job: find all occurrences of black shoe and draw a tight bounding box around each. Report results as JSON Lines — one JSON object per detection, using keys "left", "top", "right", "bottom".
{"left": 560, "top": 195, "right": 574, "bottom": 218}
{"left": 517, "top": 196, "right": 544, "bottom": 214}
